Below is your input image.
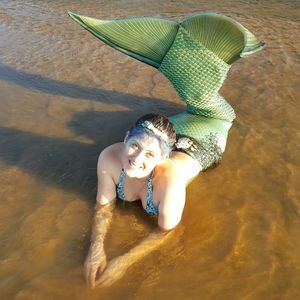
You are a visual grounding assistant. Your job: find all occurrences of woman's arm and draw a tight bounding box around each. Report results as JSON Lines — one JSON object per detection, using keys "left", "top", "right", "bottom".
{"left": 96, "top": 175, "right": 186, "bottom": 287}
{"left": 96, "top": 227, "right": 175, "bottom": 287}
{"left": 84, "top": 203, "right": 114, "bottom": 288}
{"left": 84, "top": 148, "right": 118, "bottom": 288}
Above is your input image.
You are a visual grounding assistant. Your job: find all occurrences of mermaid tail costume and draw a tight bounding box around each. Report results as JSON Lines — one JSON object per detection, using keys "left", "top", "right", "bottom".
{"left": 68, "top": 12, "right": 264, "bottom": 170}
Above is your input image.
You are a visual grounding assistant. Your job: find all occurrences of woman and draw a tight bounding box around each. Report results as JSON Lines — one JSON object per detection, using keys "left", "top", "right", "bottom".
{"left": 67, "top": 11, "right": 264, "bottom": 287}
{"left": 85, "top": 113, "right": 202, "bottom": 288}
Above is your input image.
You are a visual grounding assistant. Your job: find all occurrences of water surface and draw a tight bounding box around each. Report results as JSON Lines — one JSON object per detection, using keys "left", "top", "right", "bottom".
{"left": 0, "top": 0, "right": 300, "bottom": 299}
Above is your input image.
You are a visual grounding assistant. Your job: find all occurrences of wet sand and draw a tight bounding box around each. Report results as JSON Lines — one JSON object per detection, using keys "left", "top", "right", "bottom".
{"left": 0, "top": 0, "right": 300, "bottom": 299}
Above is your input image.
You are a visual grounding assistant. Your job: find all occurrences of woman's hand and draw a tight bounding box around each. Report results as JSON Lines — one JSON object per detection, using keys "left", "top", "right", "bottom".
{"left": 95, "top": 256, "right": 129, "bottom": 287}
{"left": 84, "top": 241, "right": 107, "bottom": 288}
{"left": 94, "top": 229, "right": 176, "bottom": 287}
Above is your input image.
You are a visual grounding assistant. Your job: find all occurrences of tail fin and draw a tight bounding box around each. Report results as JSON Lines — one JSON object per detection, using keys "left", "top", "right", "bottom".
{"left": 181, "top": 13, "right": 265, "bottom": 64}
{"left": 68, "top": 12, "right": 264, "bottom": 121}
{"left": 68, "top": 12, "right": 179, "bottom": 68}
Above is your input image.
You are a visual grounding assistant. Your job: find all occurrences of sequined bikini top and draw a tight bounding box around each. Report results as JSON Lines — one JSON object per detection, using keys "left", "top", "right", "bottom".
{"left": 116, "top": 168, "right": 159, "bottom": 216}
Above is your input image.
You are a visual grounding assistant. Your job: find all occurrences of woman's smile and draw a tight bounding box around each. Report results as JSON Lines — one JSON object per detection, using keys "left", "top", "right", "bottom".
{"left": 128, "top": 159, "right": 143, "bottom": 169}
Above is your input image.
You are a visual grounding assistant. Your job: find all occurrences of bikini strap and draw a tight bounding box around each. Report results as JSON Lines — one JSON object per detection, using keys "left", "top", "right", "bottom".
{"left": 116, "top": 168, "right": 127, "bottom": 201}
{"left": 145, "top": 171, "right": 159, "bottom": 216}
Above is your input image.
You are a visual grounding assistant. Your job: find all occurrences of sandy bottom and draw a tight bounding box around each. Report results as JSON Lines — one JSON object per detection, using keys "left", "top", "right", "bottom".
{"left": 0, "top": 0, "right": 300, "bottom": 299}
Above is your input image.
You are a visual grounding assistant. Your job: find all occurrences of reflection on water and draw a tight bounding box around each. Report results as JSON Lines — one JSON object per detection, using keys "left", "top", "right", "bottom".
{"left": 0, "top": 0, "right": 300, "bottom": 299}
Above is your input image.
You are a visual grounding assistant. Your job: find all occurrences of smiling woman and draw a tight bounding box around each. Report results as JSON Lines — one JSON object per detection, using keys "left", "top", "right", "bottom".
{"left": 68, "top": 11, "right": 264, "bottom": 288}
{"left": 84, "top": 113, "right": 201, "bottom": 288}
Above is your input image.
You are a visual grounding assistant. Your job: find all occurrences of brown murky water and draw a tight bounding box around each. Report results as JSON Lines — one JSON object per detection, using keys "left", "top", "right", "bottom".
{"left": 0, "top": 0, "right": 300, "bottom": 299}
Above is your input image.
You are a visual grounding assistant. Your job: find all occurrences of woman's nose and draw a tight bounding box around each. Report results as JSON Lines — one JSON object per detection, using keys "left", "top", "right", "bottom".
{"left": 132, "top": 151, "right": 145, "bottom": 165}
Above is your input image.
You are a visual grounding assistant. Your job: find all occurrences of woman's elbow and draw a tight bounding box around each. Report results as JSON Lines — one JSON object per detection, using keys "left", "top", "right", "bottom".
{"left": 158, "top": 218, "right": 181, "bottom": 232}
{"left": 158, "top": 225, "right": 175, "bottom": 232}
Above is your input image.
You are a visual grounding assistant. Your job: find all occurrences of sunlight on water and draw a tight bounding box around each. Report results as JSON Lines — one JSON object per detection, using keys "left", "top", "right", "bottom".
{"left": 0, "top": 0, "right": 299, "bottom": 299}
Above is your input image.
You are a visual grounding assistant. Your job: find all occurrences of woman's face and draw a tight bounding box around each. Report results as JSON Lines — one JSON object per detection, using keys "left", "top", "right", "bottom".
{"left": 122, "top": 133, "right": 165, "bottom": 178}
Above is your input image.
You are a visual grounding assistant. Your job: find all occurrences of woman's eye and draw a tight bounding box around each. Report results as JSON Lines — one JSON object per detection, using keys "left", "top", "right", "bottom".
{"left": 131, "top": 143, "right": 138, "bottom": 149}
{"left": 146, "top": 153, "right": 154, "bottom": 158}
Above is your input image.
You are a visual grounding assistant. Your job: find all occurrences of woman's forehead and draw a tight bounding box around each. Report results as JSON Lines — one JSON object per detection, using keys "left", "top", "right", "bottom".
{"left": 131, "top": 135, "right": 161, "bottom": 152}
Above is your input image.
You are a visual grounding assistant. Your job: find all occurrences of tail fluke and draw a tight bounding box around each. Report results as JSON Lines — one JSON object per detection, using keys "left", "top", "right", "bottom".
{"left": 68, "top": 12, "right": 178, "bottom": 68}
{"left": 68, "top": 12, "right": 264, "bottom": 122}
{"left": 68, "top": 11, "right": 264, "bottom": 169}
{"left": 181, "top": 13, "right": 265, "bottom": 64}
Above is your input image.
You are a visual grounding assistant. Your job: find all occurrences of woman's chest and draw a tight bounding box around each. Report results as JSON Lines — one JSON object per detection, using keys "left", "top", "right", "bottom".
{"left": 119, "top": 177, "right": 149, "bottom": 207}
{"left": 117, "top": 173, "right": 159, "bottom": 211}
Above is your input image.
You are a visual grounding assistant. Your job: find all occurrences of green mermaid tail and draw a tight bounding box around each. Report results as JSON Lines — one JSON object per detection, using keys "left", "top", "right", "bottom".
{"left": 68, "top": 12, "right": 264, "bottom": 169}
{"left": 68, "top": 12, "right": 178, "bottom": 68}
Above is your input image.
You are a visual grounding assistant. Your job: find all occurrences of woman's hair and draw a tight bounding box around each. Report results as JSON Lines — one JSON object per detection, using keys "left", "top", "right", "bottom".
{"left": 126, "top": 114, "right": 176, "bottom": 157}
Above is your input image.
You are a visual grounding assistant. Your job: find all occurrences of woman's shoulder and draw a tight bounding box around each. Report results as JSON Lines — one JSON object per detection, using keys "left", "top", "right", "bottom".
{"left": 97, "top": 142, "right": 124, "bottom": 184}
{"left": 100, "top": 142, "right": 123, "bottom": 157}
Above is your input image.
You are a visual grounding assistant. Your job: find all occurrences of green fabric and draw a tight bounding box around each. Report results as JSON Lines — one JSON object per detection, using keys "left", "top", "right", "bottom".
{"left": 169, "top": 112, "right": 232, "bottom": 153}
{"left": 68, "top": 12, "right": 178, "bottom": 68}
{"left": 181, "top": 13, "right": 264, "bottom": 64}
{"left": 159, "top": 26, "right": 235, "bottom": 122}
{"left": 68, "top": 12, "right": 264, "bottom": 66}
{"left": 68, "top": 12, "right": 264, "bottom": 167}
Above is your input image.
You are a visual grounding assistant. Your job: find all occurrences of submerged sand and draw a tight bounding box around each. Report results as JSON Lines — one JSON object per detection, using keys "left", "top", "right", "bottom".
{"left": 0, "top": 0, "right": 300, "bottom": 299}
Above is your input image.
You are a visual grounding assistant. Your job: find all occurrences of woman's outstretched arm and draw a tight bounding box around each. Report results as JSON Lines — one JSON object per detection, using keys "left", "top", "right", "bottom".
{"left": 96, "top": 175, "right": 186, "bottom": 287}
{"left": 84, "top": 148, "right": 118, "bottom": 288}
{"left": 95, "top": 226, "right": 177, "bottom": 287}
{"left": 84, "top": 203, "right": 115, "bottom": 288}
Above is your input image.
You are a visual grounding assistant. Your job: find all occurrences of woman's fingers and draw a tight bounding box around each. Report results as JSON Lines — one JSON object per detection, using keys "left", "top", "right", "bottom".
{"left": 84, "top": 259, "right": 96, "bottom": 288}
{"left": 97, "top": 259, "right": 107, "bottom": 277}
{"left": 95, "top": 272, "right": 108, "bottom": 287}
{"left": 94, "top": 263, "right": 112, "bottom": 287}
{"left": 96, "top": 269, "right": 119, "bottom": 287}
{"left": 84, "top": 252, "right": 107, "bottom": 288}
{"left": 84, "top": 253, "right": 100, "bottom": 288}
{"left": 83, "top": 241, "right": 108, "bottom": 288}
{"left": 95, "top": 257, "right": 127, "bottom": 287}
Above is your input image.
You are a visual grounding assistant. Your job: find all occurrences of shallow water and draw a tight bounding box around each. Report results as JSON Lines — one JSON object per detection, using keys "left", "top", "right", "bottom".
{"left": 0, "top": 0, "right": 300, "bottom": 299}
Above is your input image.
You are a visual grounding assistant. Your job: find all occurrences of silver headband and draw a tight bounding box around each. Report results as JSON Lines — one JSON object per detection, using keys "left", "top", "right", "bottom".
{"left": 138, "top": 121, "right": 169, "bottom": 143}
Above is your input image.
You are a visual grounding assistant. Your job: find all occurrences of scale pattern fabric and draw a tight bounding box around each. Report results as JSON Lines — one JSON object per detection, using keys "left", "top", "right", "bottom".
{"left": 159, "top": 26, "right": 235, "bottom": 122}
{"left": 169, "top": 112, "right": 232, "bottom": 151}
{"left": 68, "top": 12, "right": 264, "bottom": 170}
